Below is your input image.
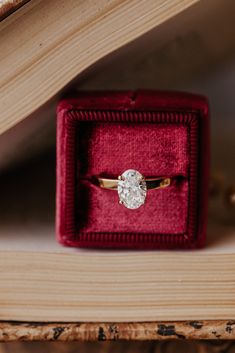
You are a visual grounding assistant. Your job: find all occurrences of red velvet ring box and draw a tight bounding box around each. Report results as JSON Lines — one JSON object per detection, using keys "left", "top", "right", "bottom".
{"left": 56, "top": 91, "right": 209, "bottom": 249}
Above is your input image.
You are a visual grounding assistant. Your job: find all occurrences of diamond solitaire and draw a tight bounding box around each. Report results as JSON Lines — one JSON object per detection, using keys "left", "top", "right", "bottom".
{"left": 117, "top": 169, "right": 147, "bottom": 209}
{"left": 97, "top": 170, "right": 171, "bottom": 210}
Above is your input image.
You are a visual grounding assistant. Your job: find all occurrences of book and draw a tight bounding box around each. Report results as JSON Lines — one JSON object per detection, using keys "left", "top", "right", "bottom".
{"left": 0, "top": 104, "right": 233, "bottom": 323}
{"left": 0, "top": 222, "right": 235, "bottom": 322}
{"left": 0, "top": 0, "right": 234, "bottom": 173}
{"left": 0, "top": 0, "right": 235, "bottom": 326}
{"left": 0, "top": 0, "right": 199, "bottom": 135}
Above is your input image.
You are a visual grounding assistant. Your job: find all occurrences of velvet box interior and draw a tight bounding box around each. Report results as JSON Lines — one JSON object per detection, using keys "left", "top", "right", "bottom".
{"left": 56, "top": 91, "right": 209, "bottom": 249}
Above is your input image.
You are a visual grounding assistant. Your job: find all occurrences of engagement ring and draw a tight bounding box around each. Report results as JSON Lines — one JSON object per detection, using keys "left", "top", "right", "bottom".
{"left": 98, "top": 169, "right": 171, "bottom": 209}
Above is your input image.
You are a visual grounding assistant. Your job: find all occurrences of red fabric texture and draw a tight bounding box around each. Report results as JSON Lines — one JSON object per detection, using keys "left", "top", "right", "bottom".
{"left": 56, "top": 91, "right": 209, "bottom": 249}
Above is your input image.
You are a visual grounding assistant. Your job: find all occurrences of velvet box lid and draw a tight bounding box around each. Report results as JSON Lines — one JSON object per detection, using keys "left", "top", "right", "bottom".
{"left": 56, "top": 91, "right": 209, "bottom": 249}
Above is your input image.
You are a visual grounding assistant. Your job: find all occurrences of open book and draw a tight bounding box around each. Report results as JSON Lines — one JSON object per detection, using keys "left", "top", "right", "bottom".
{"left": 0, "top": 0, "right": 199, "bottom": 171}
{"left": 1, "top": 0, "right": 235, "bottom": 323}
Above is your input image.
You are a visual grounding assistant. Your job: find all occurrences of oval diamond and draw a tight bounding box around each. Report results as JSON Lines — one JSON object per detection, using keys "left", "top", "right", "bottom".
{"left": 117, "top": 169, "right": 147, "bottom": 209}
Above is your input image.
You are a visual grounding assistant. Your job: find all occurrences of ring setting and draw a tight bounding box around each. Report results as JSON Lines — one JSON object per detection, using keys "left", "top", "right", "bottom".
{"left": 118, "top": 169, "right": 147, "bottom": 209}
{"left": 98, "top": 169, "right": 171, "bottom": 210}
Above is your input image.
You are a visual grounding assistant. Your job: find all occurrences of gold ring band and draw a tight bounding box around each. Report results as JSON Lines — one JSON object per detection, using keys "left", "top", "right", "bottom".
{"left": 98, "top": 177, "right": 171, "bottom": 190}
{"left": 97, "top": 169, "right": 170, "bottom": 209}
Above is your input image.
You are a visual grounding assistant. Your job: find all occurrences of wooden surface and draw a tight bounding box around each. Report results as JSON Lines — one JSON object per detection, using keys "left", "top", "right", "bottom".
{"left": 0, "top": 0, "right": 199, "bottom": 134}
{"left": 1, "top": 320, "right": 235, "bottom": 341}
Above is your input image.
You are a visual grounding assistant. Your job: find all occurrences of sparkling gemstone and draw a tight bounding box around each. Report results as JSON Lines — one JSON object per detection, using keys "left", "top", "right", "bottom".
{"left": 117, "top": 169, "right": 147, "bottom": 209}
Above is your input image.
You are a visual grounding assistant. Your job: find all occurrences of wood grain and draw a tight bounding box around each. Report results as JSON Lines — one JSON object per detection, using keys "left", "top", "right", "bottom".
{"left": 1, "top": 320, "right": 235, "bottom": 342}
